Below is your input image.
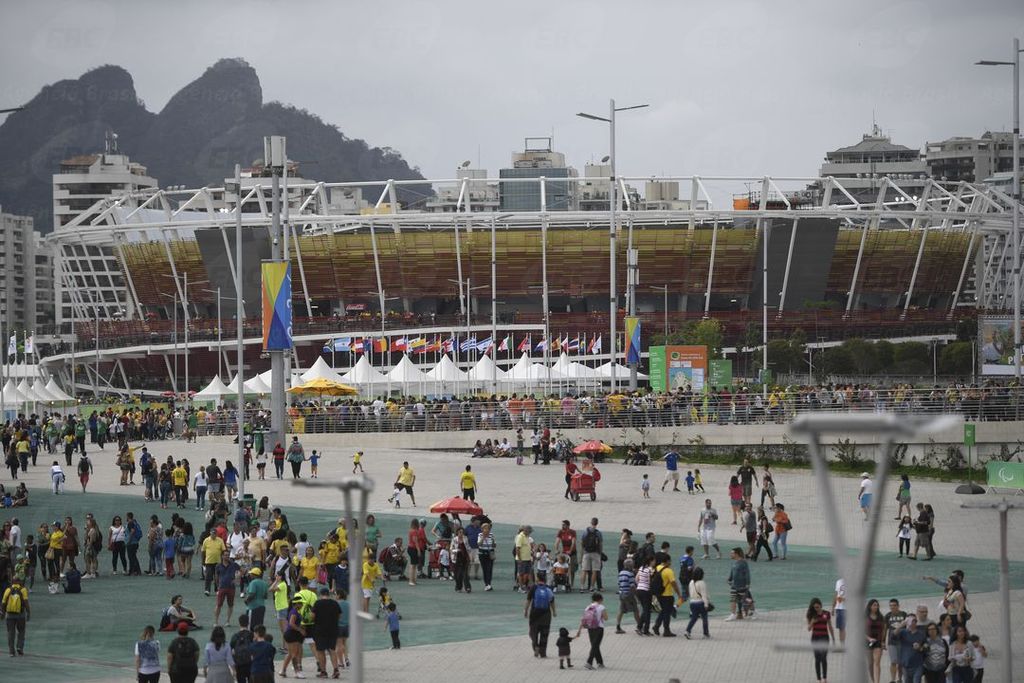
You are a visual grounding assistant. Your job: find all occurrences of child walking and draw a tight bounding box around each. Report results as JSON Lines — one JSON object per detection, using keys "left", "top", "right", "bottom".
{"left": 556, "top": 626, "right": 575, "bottom": 669}
{"left": 352, "top": 450, "right": 364, "bottom": 474}
{"left": 685, "top": 471, "right": 695, "bottom": 494}
{"left": 385, "top": 602, "right": 400, "bottom": 649}
{"left": 438, "top": 546, "right": 451, "bottom": 580}
{"left": 897, "top": 516, "right": 912, "bottom": 557}
{"left": 694, "top": 469, "right": 705, "bottom": 492}
{"left": 641, "top": 474, "right": 651, "bottom": 499}
{"left": 309, "top": 450, "right": 320, "bottom": 478}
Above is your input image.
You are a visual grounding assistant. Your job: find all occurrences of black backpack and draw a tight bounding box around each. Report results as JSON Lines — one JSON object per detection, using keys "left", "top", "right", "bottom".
{"left": 649, "top": 565, "right": 665, "bottom": 595}
{"left": 230, "top": 630, "right": 254, "bottom": 666}
{"left": 581, "top": 529, "right": 599, "bottom": 553}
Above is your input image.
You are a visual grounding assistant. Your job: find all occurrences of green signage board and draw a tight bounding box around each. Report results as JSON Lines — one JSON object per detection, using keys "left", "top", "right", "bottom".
{"left": 986, "top": 460, "right": 1024, "bottom": 490}
{"left": 964, "top": 424, "right": 976, "bottom": 447}
{"left": 708, "top": 359, "right": 733, "bottom": 391}
{"left": 649, "top": 346, "right": 666, "bottom": 392}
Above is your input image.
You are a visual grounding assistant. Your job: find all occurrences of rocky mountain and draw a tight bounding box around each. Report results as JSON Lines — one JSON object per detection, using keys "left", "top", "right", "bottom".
{"left": 0, "top": 58, "right": 427, "bottom": 232}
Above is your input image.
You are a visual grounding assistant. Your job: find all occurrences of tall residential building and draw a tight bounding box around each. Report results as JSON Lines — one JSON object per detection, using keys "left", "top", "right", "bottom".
{"left": 819, "top": 126, "right": 928, "bottom": 198}
{"left": 0, "top": 208, "right": 54, "bottom": 333}
{"left": 926, "top": 131, "right": 1024, "bottom": 184}
{"left": 51, "top": 140, "right": 158, "bottom": 324}
{"left": 499, "top": 138, "right": 578, "bottom": 211}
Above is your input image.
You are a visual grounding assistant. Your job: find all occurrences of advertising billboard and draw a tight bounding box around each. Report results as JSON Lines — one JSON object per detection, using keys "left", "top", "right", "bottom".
{"left": 666, "top": 345, "right": 709, "bottom": 392}
{"left": 980, "top": 315, "right": 1018, "bottom": 376}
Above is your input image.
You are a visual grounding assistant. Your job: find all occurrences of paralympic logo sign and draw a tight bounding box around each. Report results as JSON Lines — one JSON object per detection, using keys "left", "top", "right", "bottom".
{"left": 986, "top": 460, "right": 1024, "bottom": 490}
{"left": 262, "top": 260, "right": 293, "bottom": 351}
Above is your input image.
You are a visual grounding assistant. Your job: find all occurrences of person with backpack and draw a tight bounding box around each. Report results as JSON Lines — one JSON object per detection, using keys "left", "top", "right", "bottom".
{"left": 77, "top": 454, "right": 93, "bottom": 492}
{"left": 166, "top": 621, "right": 201, "bottom": 683}
{"left": 651, "top": 552, "right": 682, "bottom": 636}
{"left": 126, "top": 512, "right": 143, "bottom": 576}
{"left": 3, "top": 576, "right": 29, "bottom": 656}
{"left": 576, "top": 592, "right": 607, "bottom": 670}
{"left": 524, "top": 575, "right": 557, "bottom": 658}
{"left": 579, "top": 518, "right": 603, "bottom": 593}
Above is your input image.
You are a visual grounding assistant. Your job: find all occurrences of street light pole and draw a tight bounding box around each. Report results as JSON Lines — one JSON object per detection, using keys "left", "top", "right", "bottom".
{"left": 233, "top": 163, "right": 245, "bottom": 502}
{"left": 577, "top": 100, "right": 649, "bottom": 392}
{"left": 977, "top": 38, "right": 1023, "bottom": 382}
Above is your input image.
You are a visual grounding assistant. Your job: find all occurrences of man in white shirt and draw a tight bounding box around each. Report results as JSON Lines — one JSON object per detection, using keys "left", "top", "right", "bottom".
{"left": 697, "top": 499, "right": 722, "bottom": 560}
{"left": 858, "top": 473, "right": 874, "bottom": 520}
{"left": 9, "top": 518, "right": 21, "bottom": 554}
{"left": 227, "top": 522, "right": 246, "bottom": 560}
{"left": 833, "top": 577, "right": 847, "bottom": 644}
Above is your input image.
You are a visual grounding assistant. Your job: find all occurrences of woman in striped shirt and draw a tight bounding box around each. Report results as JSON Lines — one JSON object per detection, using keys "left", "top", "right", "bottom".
{"left": 807, "top": 597, "right": 835, "bottom": 682}
{"left": 634, "top": 556, "right": 654, "bottom": 635}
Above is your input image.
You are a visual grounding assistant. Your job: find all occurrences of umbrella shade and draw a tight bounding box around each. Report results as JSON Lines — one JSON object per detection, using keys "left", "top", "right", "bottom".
{"left": 429, "top": 496, "right": 483, "bottom": 516}
{"left": 286, "top": 378, "right": 359, "bottom": 396}
{"left": 573, "top": 439, "right": 613, "bottom": 454}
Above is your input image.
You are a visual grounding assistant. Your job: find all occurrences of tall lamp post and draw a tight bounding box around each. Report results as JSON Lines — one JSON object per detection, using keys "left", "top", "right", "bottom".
{"left": 577, "top": 100, "right": 649, "bottom": 390}
{"left": 977, "top": 38, "right": 1023, "bottom": 382}
{"left": 648, "top": 284, "right": 670, "bottom": 339}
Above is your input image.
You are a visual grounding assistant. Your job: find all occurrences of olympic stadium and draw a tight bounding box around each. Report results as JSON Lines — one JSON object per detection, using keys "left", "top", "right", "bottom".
{"left": 39, "top": 171, "right": 1019, "bottom": 397}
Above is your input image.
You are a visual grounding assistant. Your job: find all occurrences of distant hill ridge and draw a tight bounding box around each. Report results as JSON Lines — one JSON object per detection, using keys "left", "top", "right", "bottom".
{"left": 0, "top": 58, "right": 426, "bottom": 232}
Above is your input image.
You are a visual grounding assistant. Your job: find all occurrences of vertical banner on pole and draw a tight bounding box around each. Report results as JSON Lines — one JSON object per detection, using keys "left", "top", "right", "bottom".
{"left": 261, "top": 261, "right": 292, "bottom": 351}
{"left": 648, "top": 345, "right": 666, "bottom": 392}
{"left": 708, "top": 359, "right": 733, "bottom": 391}
{"left": 624, "top": 316, "right": 641, "bottom": 365}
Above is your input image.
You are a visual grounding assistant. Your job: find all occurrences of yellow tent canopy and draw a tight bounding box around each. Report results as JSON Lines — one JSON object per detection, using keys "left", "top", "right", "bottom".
{"left": 286, "top": 378, "right": 359, "bottom": 396}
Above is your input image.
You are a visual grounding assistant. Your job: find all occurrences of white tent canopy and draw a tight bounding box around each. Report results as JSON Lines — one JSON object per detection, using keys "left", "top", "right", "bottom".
{"left": 340, "top": 356, "right": 388, "bottom": 386}
{"left": 45, "top": 378, "right": 74, "bottom": 402}
{"left": 568, "top": 361, "right": 601, "bottom": 379}
{"left": 243, "top": 374, "right": 272, "bottom": 394}
{"left": 194, "top": 375, "right": 231, "bottom": 400}
{"left": 29, "top": 381, "right": 59, "bottom": 403}
{"left": 1, "top": 379, "right": 27, "bottom": 404}
{"left": 468, "top": 353, "right": 505, "bottom": 383}
{"left": 387, "top": 355, "right": 432, "bottom": 390}
{"left": 597, "top": 361, "right": 648, "bottom": 380}
{"left": 506, "top": 353, "right": 567, "bottom": 383}
{"left": 300, "top": 357, "right": 347, "bottom": 384}
{"left": 17, "top": 379, "right": 45, "bottom": 403}
{"left": 426, "top": 354, "right": 468, "bottom": 382}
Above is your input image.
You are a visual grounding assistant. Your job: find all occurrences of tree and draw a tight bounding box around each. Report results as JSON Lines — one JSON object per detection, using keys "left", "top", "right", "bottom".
{"left": 821, "top": 345, "right": 855, "bottom": 375}
{"left": 767, "top": 339, "right": 802, "bottom": 374}
{"left": 939, "top": 341, "right": 974, "bottom": 377}
{"left": 657, "top": 318, "right": 725, "bottom": 359}
{"left": 842, "top": 338, "right": 880, "bottom": 375}
{"left": 874, "top": 340, "right": 895, "bottom": 372}
{"left": 891, "top": 342, "right": 930, "bottom": 375}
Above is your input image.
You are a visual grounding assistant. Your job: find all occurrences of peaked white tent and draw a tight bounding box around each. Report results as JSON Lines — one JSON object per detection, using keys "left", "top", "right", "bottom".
{"left": 28, "top": 381, "right": 59, "bottom": 402}
{"left": 426, "top": 354, "right": 468, "bottom": 382}
{"left": 597, "top": 361, "right": 648, "bottom": 380}
{"left": 568, "top": 361, "right": 601, "bottom": 379}
{"left": 45, "top": 378, "right": 75, "bottom": 402}
{"left": 16, "top": 379, "right": 35, "bottom": 404}
{"left": 194, "top": 375, "right": 231, "bottom": 403}
{"left": 243, "top": 374, "right": 272, "bottom": 394}
{"left": 506, "top": 353, "right": 567, "bottom": 384}
{"left": 467, "top": 353, "right": 506, "bottom": 383}
{"left": 340, "top": 356, "right": 388, "bottom": 386}
{"left": 387, "top": 355, "right": 436, "bottom": 396}
{"left": 1, "top": 379, "right": 27, "bottom": 404}
{"left": 300, "top": 357, "right": 346, "bottom": 384}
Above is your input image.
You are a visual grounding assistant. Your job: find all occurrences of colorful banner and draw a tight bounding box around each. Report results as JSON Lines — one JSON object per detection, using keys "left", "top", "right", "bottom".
{"left": 261, "top": 261, "right": 292, "bottom": 351}
{"left": 666, "top": 345, "right": 708, "bottom": 392}
{"left": 624, "top": 316, "right": 641, "bottom": 365}
{"left": 986, "top": 460, "right": 1024, "bottom": 491}
{"left": 980, "top": 315, "right": 1019, "bottom": 376}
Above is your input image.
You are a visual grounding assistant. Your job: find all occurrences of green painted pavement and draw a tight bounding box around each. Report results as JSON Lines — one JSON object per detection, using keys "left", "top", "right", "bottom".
{"left": 1, "top": 490, "right": 1019, "bottom": 680}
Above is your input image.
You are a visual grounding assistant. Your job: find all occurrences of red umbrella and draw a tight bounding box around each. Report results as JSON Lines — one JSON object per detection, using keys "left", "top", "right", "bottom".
{"left": 573, "top": 439, "right": 613, "bottom": 454}
{"left": 429, "top": 496, "right": 483, "bottom": 516}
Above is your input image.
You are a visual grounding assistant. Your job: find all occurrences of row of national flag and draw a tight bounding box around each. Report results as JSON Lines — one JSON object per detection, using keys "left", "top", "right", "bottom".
{"left": 323, "top": 334, "right": 604, "bottom": 355}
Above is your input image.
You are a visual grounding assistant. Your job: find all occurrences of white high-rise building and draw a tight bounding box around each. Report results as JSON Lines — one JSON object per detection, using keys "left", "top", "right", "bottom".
{"left": 0, "top": 208, "right": 55, "bottom": 333}
{"left": 51, "top": 139, "right": 158, "bottom": 324}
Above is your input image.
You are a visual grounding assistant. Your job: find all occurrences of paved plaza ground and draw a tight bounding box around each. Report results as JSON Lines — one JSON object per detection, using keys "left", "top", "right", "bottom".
{"left": 1, "top": 434, "right": 1022, "bottom": 681}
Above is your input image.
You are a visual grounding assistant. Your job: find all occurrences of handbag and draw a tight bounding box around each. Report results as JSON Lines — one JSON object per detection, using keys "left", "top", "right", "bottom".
{"left": 783, "top": 519, "right": 793, "bottom": 532}
{"left": 706, "top": 602, "right": 715, "bottom": 613}
{"left": 44, "top": 548, "right": 55, "bottom": 560}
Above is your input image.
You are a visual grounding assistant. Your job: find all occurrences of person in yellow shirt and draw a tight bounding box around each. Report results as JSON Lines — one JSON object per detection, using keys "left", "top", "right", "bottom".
{"left": 652, "top": 553, "right": 682, "bottom": 636}
{"left": 333, "top": 523, "right": 348, "bottom": 553}
{"left": 361, "top": 556, "right": 382, "bottom": 611}
{"left": 201, "top": 534, "right": 227, "bottom": 595}
{"left": 295, "top": 546, "right": 320, "bottom": 585}
{"left": 47, "top": 522, "right": 66, "bottom": 583}
{"left": 352, "top": 450, "right": 364, "bottom": 474}
{"left": 322, "top": 534, "right": 342, "bottom": 566}
{"left": 459, "top": 465, "right": 477, "bottom": 502}
{"left": 395, "top": 462, "right": 417, "bottom": 506}
{"left": 171, "top": 462, "right": 188, "bottom": 509}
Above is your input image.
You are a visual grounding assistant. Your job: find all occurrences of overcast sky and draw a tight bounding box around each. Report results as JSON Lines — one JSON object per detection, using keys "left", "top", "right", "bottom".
{"left": 2, "top": 0, "right": 1022, "bottom": 196}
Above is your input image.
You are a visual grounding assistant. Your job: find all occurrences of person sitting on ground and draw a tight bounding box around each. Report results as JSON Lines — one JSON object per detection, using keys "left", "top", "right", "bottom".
{"left": 13, "top": 483, "right": 28, "bottom": 507}
{"left": 63, "top": 561, "right": 83, "bottom": 594}
{"left": 163, "top": 594, "right": 202, "bottom": 631}
{"left": 379, "top": 538, "right": 407, "bottom": 578}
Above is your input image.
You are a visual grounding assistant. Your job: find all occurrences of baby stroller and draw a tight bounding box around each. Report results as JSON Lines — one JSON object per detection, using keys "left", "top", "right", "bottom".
{"left": 427, "top": 540, "right": 450, "bottom": 579}
{"left": 551, "top": 568, "right": 570, "bottom": 593}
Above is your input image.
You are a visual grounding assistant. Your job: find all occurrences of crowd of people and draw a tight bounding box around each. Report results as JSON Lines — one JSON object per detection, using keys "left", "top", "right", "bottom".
{"left": 0, "top": 404, "right": 1000, "bottom": 682}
